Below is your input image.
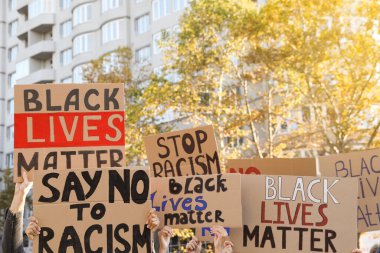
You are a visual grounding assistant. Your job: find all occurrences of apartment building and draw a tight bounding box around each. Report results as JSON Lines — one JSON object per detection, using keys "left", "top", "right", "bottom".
{"left": 0, "top": 0, "right": 190, "bottom": 174}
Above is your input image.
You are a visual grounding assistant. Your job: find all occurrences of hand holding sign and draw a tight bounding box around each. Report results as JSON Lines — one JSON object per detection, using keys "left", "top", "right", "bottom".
{"left": 158, "top": 226, "right": 174, "bottom": 253}
{"left": 212, "top": 226, "right": 229, "bottom": 253}
{"left": 26, "top": 216, "right": 40, "bottom": 240}
{"left": 146, "top": 208, "right": 160, "bottom": 231}
{"left": 186, "top": 237, "right": 202, "bottom": 253}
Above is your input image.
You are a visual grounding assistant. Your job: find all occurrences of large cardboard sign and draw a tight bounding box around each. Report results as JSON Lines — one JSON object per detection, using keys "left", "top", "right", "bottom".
{"left": 319, "top": 149, "right": 380, "bottom": 232}
{"left": 14, "top": 84, "right": 125, "bottom": 181}
{"left": 33, "top": 167, "right": 151, "bottom": 253}
{"left": 231, "top": 175, "right": 358, "bottom": 253}
{"left": 227, "top": 158, "right": 317, "bottom": 176}
{"left": 195, "top": 158, "right": 316, "bottom": 242}
{"left": 150, "top": 173, "right": 242, "bottom": 228}
{"left": 144, "top": 125, "right": 221, "bottom": 177}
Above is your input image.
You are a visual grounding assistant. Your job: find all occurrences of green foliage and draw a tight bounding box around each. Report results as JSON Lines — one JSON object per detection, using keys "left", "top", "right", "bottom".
{"left": 82, "top": 0, "right": 380, "bottom": 163}
{"left": 155, "top": 0, "right": 380, "bottom": 158}
{"left": 252, "top": 0, "right": 380, "bottom": 154}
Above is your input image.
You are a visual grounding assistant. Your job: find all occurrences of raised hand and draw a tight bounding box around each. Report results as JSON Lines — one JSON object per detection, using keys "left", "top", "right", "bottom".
{"left": 26, "top": 216, "right": 41, "bottom": 240}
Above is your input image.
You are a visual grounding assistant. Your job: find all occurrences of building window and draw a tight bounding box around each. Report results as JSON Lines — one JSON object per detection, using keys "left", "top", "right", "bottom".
{"left": 152, "top": 0, "right": 171, "bottom": 20}
{"left": 8, "top": 46, "right": 18, "bottom": 62}
{"left": 73, "top": 33, "right": 91, "bottom": 55}
{"left": 8, "top": 72, "right": 16, "bottom": 88}
{"left": 7, "top": 99, "right": 14, "bottom": 115}
{"left": 62, "top": 77, "right": 73, "bottom": 83}
{"left": 16, "top": 59, "right": 30, "bottom": 80}
{"left": 60, "top": 20, "right": 72, "bottom": 38}
{"left": 29, "top": 0, "right": 55, "bottom": 19}
{"left": 152, "top": 0, "right": 164, "bottom": 20}
{"left": 164, "top": 0, "right": 171, "bottom": 16}
{"left": 135, "top": 46, "right": 151, "bottom": 63}
{"left": 73, "top": 64, "right": 88, "bottom": 83}
{"left": 6, "top": 153, "right": 14, "bottom": 168}
{"left": 9, "top": 0, "right": 16, "bottom": 10}
{"left": 102, "top": 0, "right": 120, "bottom": 13}
{"left": 61, "top": 0, "right": 71, "bottom": 9}
{"left": 9, "top": 20, "right": 18, "bottom": 37}
{"left": 135, "top": 14, "right": 150, "bottom": 34}
{"left": 61, "top": 48, "right": 72, "bottom": 66}
{"left": 102, "top": 20, "right": 120, "bottom": 44}
{"left": 73, "top": 3, "right": 91, "bottom": 26}
{"left": 6, "top": 126, "right": 14, "bottom": 141}
{"left": 173, "top": 0, "right": 188, "bottom": 11}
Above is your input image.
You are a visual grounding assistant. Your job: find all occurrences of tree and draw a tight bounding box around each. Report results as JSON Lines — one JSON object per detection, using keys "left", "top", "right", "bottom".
{"left": 249, "top": 0, "right": 380, "bottom": 154}
{"left": 152, "top": 0, "right": 296, "bottom": 163}
{"left": 82, "top": 48, "right": 170, "bottom": 164}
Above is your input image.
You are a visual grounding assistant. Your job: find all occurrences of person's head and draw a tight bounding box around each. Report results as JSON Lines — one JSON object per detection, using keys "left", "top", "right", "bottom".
{"left": 370, "top": 244, "right": 380, "bottom": 253}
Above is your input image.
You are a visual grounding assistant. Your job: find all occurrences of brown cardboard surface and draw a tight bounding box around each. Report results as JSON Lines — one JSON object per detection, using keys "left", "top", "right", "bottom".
{"left": 227, "top": 158, "right": 316, "bottom": 176}
{"left": 14, "top": 83, "right": 125, "bottom": 113}
{"left": 14, "top": 146, "right": 126, "bottom": 181}
{"left": 14, "top": 83, "right": 125, "bottom": 182}
{"left": 318, "top": 149, "right": 380, "bottom": 232}
{"left": 33, "top": 167, "right": 151, "bottom": 253}
{"left": 33, "top": 167, "right": 150, "bottom": 204}
{"left": 230, "top": 175, "right": 358, "bottom": 253}
{"left": 150, "top": 173, "right": 242, "bottom": 228}
{"left": 143, "top": 125, "right": 221, "bottom": 177}
{"left": 196, "top": 158, "right": 316, "bottom": 242}
{"left": 33, "top": 202, "right": 152, "bottom": 253}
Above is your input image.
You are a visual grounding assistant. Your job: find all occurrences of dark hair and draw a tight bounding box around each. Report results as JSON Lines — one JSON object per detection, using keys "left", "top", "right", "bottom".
{"left": 370, "top": 244, "right": 380, "bottom": 253}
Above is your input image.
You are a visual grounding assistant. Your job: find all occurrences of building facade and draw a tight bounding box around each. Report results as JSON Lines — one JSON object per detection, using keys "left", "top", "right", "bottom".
{"left": 0, "top": 0, "right": 190, "bottom": 174}
{"left": 0, "top": 0, "right": 190, "bottom": 251}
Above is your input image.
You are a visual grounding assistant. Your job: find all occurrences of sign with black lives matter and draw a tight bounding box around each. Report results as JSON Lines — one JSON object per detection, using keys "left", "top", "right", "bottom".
{"left": 319, "top": 149, "right": 380, "bottom": 232}
{"left": 227, "top": 158, "right": 317, "bottom": 176}
{"left": 151, "top": 173, "right": 242, "bottom": 228}
{"left": 196, "top": 158, "right": 317, "bottom": 242}
{"left": 230, "top": 175, "right": 357, "bottom": 253}
{"left": 143, "top": 125, "right": 221, "bottom": 177}
{"left": 33, "top": 167, "right": 152, "bottom": 253}
{"left": 14, "top": 84, "right": 125, "bottom": 181}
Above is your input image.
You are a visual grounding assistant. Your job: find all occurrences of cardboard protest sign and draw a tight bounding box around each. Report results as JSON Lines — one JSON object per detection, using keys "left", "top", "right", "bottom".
{"left": 143, "top": 125, "right": 221, "bottom": 177}
{"left": 195, "top": 226, "right": 231, "bottom": 242}
{"left": 33, "top": 167, "right": 151, "bottom": 253}
{"left": 319, "top": 149, "right": 380, "bottom": 232}
{"left": 195, "top": 158, "right": 316, "bottom": 242}
{"left": 227, "top": 158, "right": 317, "bottom": 176}
{"left": 14, "top": 83, "right": 125, "bottom": 181}
{"left": 150, "top": 173, "right": 242, "bottom": 228}
{"left": 230, "top": 175, "right": 358, "bottom": 253}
